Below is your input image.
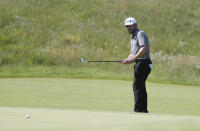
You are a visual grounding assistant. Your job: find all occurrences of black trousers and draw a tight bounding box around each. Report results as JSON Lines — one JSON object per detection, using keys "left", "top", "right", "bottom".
{"left": 133, "top": 59, "right": 151, "bottom": 113}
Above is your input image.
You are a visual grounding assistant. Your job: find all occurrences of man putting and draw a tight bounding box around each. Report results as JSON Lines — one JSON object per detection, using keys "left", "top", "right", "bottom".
{"left": 122, "top": 17, "right": 152, "bottom": 113}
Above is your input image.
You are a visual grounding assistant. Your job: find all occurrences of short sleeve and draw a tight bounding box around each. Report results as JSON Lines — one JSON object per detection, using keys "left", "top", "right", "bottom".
{"left": 137, "top": 31, "right": 148, "bottom": 47}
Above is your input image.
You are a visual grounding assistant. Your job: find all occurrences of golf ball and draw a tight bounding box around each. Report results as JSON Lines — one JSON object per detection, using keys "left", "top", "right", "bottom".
{"left": 26, "top": 114, "right": 30, "bottom": 119}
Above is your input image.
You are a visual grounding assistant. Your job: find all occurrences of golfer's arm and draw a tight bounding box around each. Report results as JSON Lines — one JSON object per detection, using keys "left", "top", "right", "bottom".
{"left": 127, "top": 54, "right": 134, "bottom": 59}
{"left": 127, "top": 46, "right": 147, "bottom": 62}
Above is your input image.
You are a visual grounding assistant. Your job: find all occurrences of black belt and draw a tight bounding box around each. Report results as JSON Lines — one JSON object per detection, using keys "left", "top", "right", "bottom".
{"left": 136, "top": 58, "right": 151, "bottom": 63}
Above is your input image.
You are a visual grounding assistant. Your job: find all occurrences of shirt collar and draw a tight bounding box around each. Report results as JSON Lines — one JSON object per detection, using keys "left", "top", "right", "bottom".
{"left": 131, "top": 28, "right": 139, "bottom": 39}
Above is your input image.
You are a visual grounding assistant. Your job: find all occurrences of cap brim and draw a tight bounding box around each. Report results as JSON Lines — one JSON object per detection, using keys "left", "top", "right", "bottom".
{"left": 124, "top": 23, "right": 136, "bottom": 26}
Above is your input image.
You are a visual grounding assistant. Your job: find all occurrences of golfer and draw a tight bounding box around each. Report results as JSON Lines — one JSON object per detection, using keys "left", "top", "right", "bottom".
{"left": 122, "top": 17, "right": 152, "bottom": 113}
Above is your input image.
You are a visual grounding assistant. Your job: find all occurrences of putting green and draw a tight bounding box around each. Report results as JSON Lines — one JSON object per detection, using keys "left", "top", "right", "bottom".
{"left": 0, "top": 78, "right": 200, "bottom": 130}
{"left": 0, "top": 107, "right": 200, "bottom": 131}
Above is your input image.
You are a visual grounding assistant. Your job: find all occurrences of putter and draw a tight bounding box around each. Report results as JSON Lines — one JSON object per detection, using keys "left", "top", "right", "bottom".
{"left": 80, "top": 57, "right": 121, "bottom": 64}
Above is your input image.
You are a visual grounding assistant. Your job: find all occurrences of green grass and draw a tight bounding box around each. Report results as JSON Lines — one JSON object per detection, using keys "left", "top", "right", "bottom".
{"left": 0, "top": 65, "right": 200, "bottom": 86}
{"left": 0, "top": 65, "right": 133, "bottom": 80}
{"left": 0, "top": 78, "right": 200, "bottom": 131}
{"left": 1, "top": 107, "right": 200, "bottom": 131}
{"left": 0, "top": 0, "right": 200, "bottom": 85}
{"left": 0, "top": 78, "right": 200, "bottom": 115}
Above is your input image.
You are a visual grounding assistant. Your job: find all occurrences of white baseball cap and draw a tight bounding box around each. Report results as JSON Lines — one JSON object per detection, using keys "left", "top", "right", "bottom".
{"left": 124, "top": 17, "right": 136, "bottom": 26}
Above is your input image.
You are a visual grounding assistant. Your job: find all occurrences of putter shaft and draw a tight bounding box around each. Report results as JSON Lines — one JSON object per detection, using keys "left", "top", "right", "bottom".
{"left": 87, "top": 60, "right": 121, "bottom": 62}
{"left": 80, "top": 57, "right": 121, "bottom": 63}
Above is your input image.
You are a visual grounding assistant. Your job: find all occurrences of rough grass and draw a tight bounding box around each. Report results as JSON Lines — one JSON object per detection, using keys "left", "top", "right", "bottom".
{"left": 0, "top": 0, "right": 200, "bottom": 85}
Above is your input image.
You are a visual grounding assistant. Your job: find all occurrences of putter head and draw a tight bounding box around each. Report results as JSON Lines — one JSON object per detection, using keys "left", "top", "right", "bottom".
{"left": 80, "top": 57, "right": 86, "bottom": 64}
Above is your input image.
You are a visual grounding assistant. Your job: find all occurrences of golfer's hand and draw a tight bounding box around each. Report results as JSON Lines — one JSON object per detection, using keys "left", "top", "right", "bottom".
{"left": 122, "top": 59, "right": 129, "bottom": 64}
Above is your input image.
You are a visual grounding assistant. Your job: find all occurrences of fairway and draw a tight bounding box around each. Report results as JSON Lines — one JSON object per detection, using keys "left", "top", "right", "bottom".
{"left": 0, "top": 78, "right": 200, "bottom": 131}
